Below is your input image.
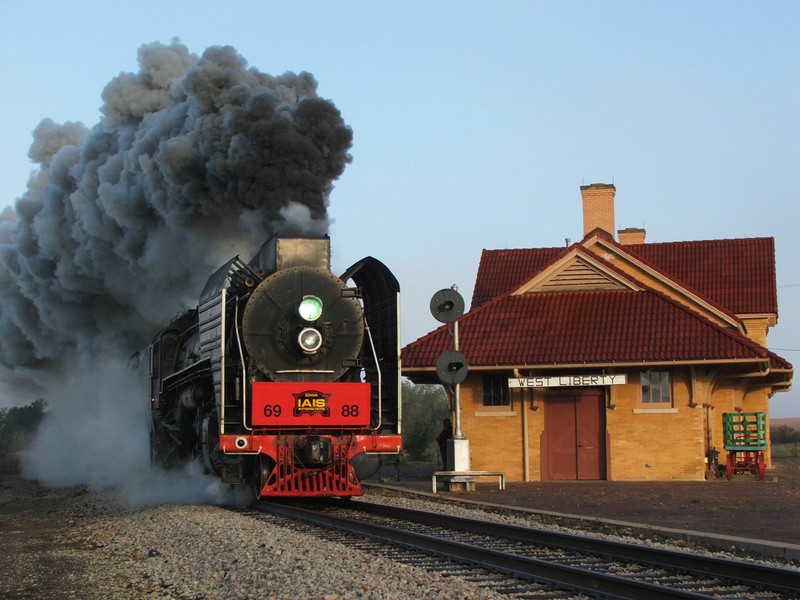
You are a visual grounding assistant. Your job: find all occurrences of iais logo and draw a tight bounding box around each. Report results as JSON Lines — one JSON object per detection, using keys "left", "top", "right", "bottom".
{"left": 293, "top": 390, "right": 331, "bottom": 417}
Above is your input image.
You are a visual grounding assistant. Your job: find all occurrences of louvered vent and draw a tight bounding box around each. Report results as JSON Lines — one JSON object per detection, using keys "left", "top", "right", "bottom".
{"left": 538, "top": 259, "right": 622, "bottom": 292}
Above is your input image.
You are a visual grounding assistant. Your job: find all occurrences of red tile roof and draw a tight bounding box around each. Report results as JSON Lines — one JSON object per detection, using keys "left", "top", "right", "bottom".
{"left": 626, "top": 238, "right": 777, "bottom": 315}
{"left": 402, "top": 289, "right": 782, "bottom": 369}
{"left": 471, "top": 247, "right": 564, "bottom": 308}
{"left": 470, "top": 238, "right": 778, "bottom": 316}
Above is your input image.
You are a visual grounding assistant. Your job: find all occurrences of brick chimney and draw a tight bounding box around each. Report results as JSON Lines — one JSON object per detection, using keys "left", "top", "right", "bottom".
{"left": 618, "top": 227, "right": 646, "bottom": 245}
{"left": 580, "top": 183, "right": 616, "bottom": 237}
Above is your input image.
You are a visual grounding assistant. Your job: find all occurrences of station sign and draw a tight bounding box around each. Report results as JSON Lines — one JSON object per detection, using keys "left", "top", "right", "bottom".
{"left": 509, "top": 374, "right": 627, "bottom": 388}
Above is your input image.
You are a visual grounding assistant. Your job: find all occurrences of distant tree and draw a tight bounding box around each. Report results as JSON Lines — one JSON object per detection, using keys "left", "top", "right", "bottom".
{"left": 771, "top": 424, "right": 800, "bottom": 444}
{"left": 401, "top": 381, "right": 449, "bottom": 462}
{"left": 0, "top": 398, "right": 48, "bottom": 453}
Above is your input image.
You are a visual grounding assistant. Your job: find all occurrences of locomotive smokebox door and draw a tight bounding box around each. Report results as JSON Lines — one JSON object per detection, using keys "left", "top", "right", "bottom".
{"left": 241, "top": 266, "right": 364, "bottom": 382}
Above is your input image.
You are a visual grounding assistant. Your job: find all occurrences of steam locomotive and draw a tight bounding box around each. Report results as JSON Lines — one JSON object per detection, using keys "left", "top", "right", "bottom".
{"left": 147, "top": 235, "right": 401, "bottom": 498}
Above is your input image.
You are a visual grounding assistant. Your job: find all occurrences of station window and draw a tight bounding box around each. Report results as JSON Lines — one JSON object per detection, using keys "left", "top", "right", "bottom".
{"left": 482, "top": 374, "right": 510, "bottom": 406}
{"left": 641, "top": 370, "right": 671, "bottom": 404}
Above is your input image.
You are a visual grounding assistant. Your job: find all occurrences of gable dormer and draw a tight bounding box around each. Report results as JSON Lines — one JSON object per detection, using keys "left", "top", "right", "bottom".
{"left": 512, "top": 246, "right": 641, "bottom": 295}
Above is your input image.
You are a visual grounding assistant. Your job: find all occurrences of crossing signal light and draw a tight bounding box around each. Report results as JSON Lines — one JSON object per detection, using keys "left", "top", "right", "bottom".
{"left": 436, "top": 350, "right": 469, "bottom": 385}
{"left": 430, "top": 288, "right": 464, "bottom": 323}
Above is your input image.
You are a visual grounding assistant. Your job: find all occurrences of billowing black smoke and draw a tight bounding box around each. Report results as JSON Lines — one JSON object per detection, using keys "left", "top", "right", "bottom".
{"left": 0, "top": 40, "right": 353, "bottom": 502}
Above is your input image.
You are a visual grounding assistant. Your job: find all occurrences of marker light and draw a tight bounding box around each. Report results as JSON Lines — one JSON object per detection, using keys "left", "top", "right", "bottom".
{"left": 298, "top": 327, "right": 323, "bottom": 354}
{"left": 298, "top": 295, "right": 323, "bottom": 322}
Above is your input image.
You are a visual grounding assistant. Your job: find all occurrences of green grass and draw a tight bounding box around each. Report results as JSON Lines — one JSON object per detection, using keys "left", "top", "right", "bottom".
{"left": 771, "top": 443, "right": 800, "bottom": 459}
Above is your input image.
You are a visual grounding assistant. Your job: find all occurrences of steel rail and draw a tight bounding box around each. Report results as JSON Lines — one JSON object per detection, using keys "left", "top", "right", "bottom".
{"left": 352, "top": 501, "right": 800, "bottom": 595}
{"left": 258, "top": 502, "right": 718, "bottom": 600}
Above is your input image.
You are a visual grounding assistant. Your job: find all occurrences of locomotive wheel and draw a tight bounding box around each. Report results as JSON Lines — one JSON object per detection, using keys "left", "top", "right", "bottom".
{"left": 252, "top": 455, "right": 274, "bottom": 499}
{"left": 208, "top": 446, "right": 225, "bottom": 478}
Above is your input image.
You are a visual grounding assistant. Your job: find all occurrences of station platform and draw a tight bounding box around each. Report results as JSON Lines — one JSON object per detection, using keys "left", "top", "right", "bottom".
{"left": 363, "top": 460, "right": 800, "bottom": 561}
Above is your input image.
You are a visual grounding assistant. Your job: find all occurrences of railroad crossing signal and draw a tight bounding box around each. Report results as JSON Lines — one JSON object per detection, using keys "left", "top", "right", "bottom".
{"left": 436, "top": 349, "right": 468, "bottom": 385}
{"left": 429, "top": 286, "right": 471, "bottom": 472}
{"left": 430, "top": 287, "right": 468, "bottom": 386}
{"left": 429, "top": 287, "right": 464, "bottom": 323}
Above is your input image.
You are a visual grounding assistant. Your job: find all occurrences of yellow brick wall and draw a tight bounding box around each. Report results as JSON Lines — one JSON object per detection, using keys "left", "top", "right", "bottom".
{"left": 455, "top": 368, "right": 775, "bottom": 482}
{"left": 457, "top": 375, "right": 528, "bottom": 480}
{"left": 740, "top": 316, "right": 771, "bottom": 346}
{"left": 457, "top": 368, "right": 729, "bottom": 482}
{"left": 604, "top": 368, "right": 707, "bottom": 480}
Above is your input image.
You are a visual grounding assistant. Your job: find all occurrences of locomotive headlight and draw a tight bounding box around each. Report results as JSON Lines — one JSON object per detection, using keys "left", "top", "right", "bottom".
{"left": 298, "top": 295, "right": 323, "bottom": 322}
{"left": 298, "top": 327, "right": 323, "bottom": 354}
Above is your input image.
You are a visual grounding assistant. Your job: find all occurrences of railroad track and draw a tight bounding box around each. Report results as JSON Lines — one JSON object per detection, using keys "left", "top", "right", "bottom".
{"left": 251, "top": 499, "right": 800, "bottom": 599}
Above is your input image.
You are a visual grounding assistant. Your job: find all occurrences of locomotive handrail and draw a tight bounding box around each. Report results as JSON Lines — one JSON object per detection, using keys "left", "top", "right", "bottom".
{"left": 363, "top": 316, "right": 382, "bottom": 432}
{"left": 219, "top": 287, "right": 228, "bottom": 433}
{"left": 233, "top": 295, "right": 251, "bottom": 432}
{"left": 222, "top": 445, "right": 263, "bottom": 456}
{"left": 274, "top": 369, "right": 336, "bottom": 374}
{"left": 162, "top": 357, "right": 212, "bottom": 388}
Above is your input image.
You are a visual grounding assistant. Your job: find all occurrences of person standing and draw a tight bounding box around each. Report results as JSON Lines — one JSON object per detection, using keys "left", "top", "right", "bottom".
{"left": 436, "top": 418, "right": 453, "bottom": 469}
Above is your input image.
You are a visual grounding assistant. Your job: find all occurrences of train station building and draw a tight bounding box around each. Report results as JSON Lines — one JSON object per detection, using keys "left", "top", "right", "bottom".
{"left": 401, "top": 183, "right": 793, "bottom": 481}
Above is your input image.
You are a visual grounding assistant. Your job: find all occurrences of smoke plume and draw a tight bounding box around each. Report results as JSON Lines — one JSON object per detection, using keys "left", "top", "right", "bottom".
{"left": 0, "top": 40, "right": 353, "bottom": 503}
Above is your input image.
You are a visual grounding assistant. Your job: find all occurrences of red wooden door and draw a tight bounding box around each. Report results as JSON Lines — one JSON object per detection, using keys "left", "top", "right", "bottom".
{"left": 544, "top": 390, "right": 606, "bottom": 480}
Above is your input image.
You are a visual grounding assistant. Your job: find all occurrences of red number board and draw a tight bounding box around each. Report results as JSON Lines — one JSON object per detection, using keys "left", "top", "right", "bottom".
{"left": 251, "top": 382, "right": 370, "bottom": 427}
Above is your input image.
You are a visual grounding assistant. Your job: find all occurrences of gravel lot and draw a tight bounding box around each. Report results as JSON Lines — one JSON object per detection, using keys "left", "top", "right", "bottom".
{"left": 0, "top": 475, "right": 506, "bottom": 599}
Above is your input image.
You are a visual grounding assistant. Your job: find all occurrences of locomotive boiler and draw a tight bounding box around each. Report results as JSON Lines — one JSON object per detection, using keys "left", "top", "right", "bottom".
{"left": 147, "top": 235, "right": 401, "bottom": 498}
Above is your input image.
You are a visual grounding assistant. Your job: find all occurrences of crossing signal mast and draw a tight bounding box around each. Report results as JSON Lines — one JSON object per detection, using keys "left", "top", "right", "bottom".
{"left": 430, "top": 286, "right": 470, "bottom": 474}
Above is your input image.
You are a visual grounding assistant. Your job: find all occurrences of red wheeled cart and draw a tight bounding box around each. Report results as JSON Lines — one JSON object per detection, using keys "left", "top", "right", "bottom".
{"left": 722, "top": 412, "right": 767, "bottom": 480}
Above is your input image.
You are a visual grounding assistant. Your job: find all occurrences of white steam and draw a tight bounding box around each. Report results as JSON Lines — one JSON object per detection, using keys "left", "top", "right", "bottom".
{"left": 0, "top": 40, "right": 353, "bottom": 504}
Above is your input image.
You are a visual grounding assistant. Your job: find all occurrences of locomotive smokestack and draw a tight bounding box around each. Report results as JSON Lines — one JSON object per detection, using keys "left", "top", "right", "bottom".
{"left": 0, "top": 40, "right": 353, "bottom": 501}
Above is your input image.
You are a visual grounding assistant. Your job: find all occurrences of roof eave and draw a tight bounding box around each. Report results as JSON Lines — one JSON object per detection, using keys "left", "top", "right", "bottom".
{"left": 402, "top": 357, "right": 771, "bottom": 373}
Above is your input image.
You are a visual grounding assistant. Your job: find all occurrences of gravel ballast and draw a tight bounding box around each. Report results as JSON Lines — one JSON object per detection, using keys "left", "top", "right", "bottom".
{"left": 1, "top": 476, "right": 504, "bottom": 599}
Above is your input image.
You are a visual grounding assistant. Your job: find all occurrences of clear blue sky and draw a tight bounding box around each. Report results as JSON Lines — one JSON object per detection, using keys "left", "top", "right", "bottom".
{"left": 1, "top": 1, "right": 798, "bottom": 415}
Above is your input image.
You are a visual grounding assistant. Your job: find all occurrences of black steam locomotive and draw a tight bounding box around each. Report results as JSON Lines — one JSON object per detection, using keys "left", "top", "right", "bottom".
{"left": 147, "top": 235, "right": 401, "bottom": 498}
